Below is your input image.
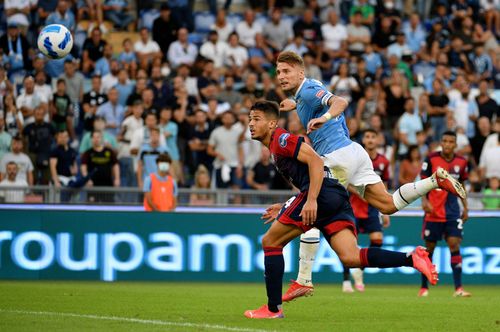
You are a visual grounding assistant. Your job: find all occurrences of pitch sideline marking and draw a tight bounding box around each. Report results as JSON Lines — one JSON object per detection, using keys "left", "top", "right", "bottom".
{"left": 0, "top": 309, "right": 275, "bottom": 332}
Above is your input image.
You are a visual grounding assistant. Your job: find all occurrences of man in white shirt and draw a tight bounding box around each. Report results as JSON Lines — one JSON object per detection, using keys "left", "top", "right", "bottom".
{"left": 263, "top": 8, "right": 293, "bottom": 51}
{"left": 0, "top": 135, "right": 34, "bottom": 185}
{"left": 321, "top": 11, "right": 348, "bottom": 58}
{"left": 200, "top": 30, "right": 229, "bottom": 69}
{"left": 134, "top": 27, "right": 162, "bottom": 69}
{"left": 235, "top": 9, "right": 263, "bottom": 48}
{"left": 4, "top": 0, "right": 31, "bottom": 28}
{"left": 16, "top": 76, "right": 48, "bottom": 125}
{"left": 0, "top": 161, "right": 28, "bottom": 203}
{"left": 167, "top": 27, "right": 198, "bottom": 69}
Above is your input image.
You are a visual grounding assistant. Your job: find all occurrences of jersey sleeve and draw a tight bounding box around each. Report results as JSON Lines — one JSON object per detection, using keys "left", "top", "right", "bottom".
{"left": 301, "top": 81, "right": 334, "bottom": 110}
{"left": 420, "top": 156, "right": 432, "bottom": 179}
{"left": 270, "top": 128, "right": 303, "bottom": 159}
{"left": 381, "top": 158, "right": 390, "bottom": 182}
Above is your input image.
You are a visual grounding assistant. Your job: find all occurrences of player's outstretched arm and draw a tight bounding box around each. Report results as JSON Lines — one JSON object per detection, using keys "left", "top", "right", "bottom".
{"left": 279, "top": 99, "right": 297, "bottom": 112}
{"left": 307, "top": 95, "right": 349, "bottom": 134}
{"left": 296, "top": 143, "right": 324, "bottom": 225}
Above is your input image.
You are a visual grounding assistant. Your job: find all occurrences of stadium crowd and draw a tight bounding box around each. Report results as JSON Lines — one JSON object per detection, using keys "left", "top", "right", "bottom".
{"left": 0, "top": 0, "right": 498, "bottom": 208}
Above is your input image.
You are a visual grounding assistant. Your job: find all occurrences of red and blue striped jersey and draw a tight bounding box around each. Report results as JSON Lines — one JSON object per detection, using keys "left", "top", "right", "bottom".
{"left": 350, "top": 153, "right": 390, "bottom": 219}
{"left": 421, "top": 152, "right": 468, "bottom": 222}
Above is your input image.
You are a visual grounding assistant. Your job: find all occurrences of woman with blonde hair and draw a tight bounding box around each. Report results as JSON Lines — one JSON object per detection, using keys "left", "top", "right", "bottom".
{"left": 190, "top": 165, "right": 215, "bottom": 206}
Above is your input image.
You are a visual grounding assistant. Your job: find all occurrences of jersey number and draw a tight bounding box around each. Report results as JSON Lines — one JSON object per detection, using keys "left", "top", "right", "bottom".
{"left": 284, "top": 196, "right": 297, "bottom": 209}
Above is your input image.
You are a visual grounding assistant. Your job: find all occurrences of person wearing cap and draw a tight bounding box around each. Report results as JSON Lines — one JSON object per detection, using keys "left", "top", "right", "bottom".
{"left": 0, "top": 22, "right": 32, "bottom": 76}
{"left": 143, "top": 153, "right": 177, "bottom": 212}
{"left": 152, "top": 4, "right": 180, "bottom": 56}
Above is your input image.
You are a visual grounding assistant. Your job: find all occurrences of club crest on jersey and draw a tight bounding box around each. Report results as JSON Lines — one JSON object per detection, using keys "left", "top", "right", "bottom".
{"left": 315, "top": 90, "right": 326, "bottom": 98}
{"left": 279, "top": 133, "right": 290, "bottom": 147}
{"left": 454, "top": 165, "right": 460, "bottom": 173}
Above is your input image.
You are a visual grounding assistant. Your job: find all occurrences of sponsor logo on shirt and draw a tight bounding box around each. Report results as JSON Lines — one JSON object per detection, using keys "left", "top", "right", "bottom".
{"left": 279, "top": 133, "right": 290, "bottom": 148}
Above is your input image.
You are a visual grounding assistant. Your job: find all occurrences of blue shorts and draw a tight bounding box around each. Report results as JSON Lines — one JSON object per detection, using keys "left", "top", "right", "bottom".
{"left": 277, "top": 183, "right": 356, "bottom": 241}
{"left": 357, "top": 216, "right": 382, "bottom": 234}
{"left": 422, "top": 219, "right": 464, "bottom": 242}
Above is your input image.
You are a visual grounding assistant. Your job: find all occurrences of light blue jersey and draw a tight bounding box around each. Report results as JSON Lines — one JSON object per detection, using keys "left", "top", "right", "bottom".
{"left": 293, "top": 78, "right": 352, "bottom": 155}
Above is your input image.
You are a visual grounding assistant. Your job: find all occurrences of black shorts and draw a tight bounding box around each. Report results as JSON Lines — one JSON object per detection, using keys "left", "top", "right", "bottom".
{"left": 277, "top": 184, "right": 356, "bottom": 241}
{"left": 357, "top": 216, "right": 383, "bottom": 234}
{"left": 422, "top": 219, "right": 464, "bottom": 242}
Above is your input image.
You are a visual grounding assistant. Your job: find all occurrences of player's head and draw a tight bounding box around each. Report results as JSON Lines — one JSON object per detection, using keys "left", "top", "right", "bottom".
{"left": 276, "top": 51, "right": 305, "bottom": 94}
{"left": 362, "top": 128, "right": 378, "bottom": 150}
{"left": 441, "top": 131, "right": 457, "bottom": 155}
{"left": 249, "top": 101, "right": 280, "bottom": 142}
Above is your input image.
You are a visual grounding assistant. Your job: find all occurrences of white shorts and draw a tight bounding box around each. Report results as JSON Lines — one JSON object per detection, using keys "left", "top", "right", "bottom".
{"left": 321, "top": 142, "right": 381, "bottom": 197}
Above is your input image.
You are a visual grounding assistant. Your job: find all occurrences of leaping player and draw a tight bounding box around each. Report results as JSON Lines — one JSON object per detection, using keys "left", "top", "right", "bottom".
{"left": 272, "top": 51, "right": 466, "bottom": 302}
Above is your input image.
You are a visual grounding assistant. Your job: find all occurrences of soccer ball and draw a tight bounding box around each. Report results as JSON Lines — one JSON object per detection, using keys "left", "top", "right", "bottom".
{"left": 37, "top": 24, "right": 73, "bottom": 59}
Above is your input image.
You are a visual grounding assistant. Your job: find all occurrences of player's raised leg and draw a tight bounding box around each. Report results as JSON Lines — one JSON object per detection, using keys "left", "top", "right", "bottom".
{"left": 245, "top": 220, "right": 303, "bottom": 319}
{"left": 447, "top": 236, "right": 471, "bottom": 297}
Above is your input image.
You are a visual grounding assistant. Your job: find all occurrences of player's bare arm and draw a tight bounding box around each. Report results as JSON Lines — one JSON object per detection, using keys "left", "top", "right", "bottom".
{"left": 296, "top": 142, "right": 324, "bottom": 225}
{"left": 279, "top": 99, "right": 296, "bottom": 112}
{"left": 306, "top": 95, "right": 349, "bottom": 134}
{"left": 460, "top": 182, "right": 469, "bottom": 222}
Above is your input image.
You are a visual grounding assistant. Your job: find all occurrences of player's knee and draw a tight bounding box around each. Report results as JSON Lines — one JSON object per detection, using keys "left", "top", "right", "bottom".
{"left": 261, "top": 234, "right": 280, "bottom": 248}
{"left": 338, "top": 252, "right": 359, "bottom": 268}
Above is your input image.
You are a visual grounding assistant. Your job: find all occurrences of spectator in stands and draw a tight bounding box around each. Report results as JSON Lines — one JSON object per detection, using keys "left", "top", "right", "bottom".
{"left": 118, "top": 38, "right": 138, "bottom": 79}
{"left": 0, "top": 161, "right": 28, "bottom": 203}
{"left": 159, "top": 107, "right": 182, "bottom": 184}
{"left": 349, "top": 0, "right": 374, "bottom": 26}
{"left": 49, "top": 130, "right": 77, "bottom": 202}
{"left": 355, "top": 85, "right": 380, "bottom": 130}
{"left": 207, "top": 111, "right": 244, "bottom": 189}
{"left": 387, "top": 32, "right": 411, "bottom": 59}
{"left": 134, "top": 27, "right": 162, "bottom": 70}
{"left": 0, "top": 135, "right": 33, "bottom": 185}
{"left": 479, "top": 133, "right": 500, "bottom": 182}
{"left": 293, "top": 8, "right": 322, "bottom": 51}
{"left": 101, "top": 59, "right": 120, "bottom": 93}
{"left": 46, "top": 0, "right": 76, "bottom": 32}
{"left": 398, "top": 97, "right": 423, "bottom": 160}
{"left": 79, "top": 116, "right": 119, "bottom": 154}
{"left": 167, "top": 27, "right": 198, "bottom": 69}
{"left": 211, "top": 9, "right": 233, "bottom": 43}
{"left": 4, "top": 1, "right": 30, "bottom": 30}
{"left": 114, "top": 69, "right": 133, "bottom": 107}
{"left": 321, "top": 10, "right": 348, "bottom": 60}
{"left": 141, "top": 88, "right": 158, "bottom": 115}
{"left": 50, "top": 79, "right": 75, "bottom": 140}
{"left": 346, "top": 10, "right": 371, "bottom": 56}
{"left": 263, "top": 8, "right": 293, "bottom": 52}
{"left": 224, "top": 32, "right": 249, "bottom": 78}
{"left": 143, "top": 153, "right": 178, "bottom": 212}
{"left": 372, "top": 16, "right": 397, "bottom": 52}
{"left": 382, "top": 69, "right": 408, "bottom": 128}
{"left": 448, "top": 36, "right": 470, "bottom": 72}
{"left": 153, "top": 4, "right": 179, "bottom": 56}
{"left": 427, "top": 79, "right": 450, "bottom": 142}
{"left": 34, "top": 71, "right": 53, "bottom": 103}
{"left": 130, "top": 112, "right": 165, "bottom": 157}
{"left": 239, "top": 72, "right": 263, "bottom": 99}
{"left": 168, "top": 0, "right": 194, "bottom": 32}
{"left": 0, "top": 115, "right": 12, "bottom": 162}
{"left": 475, "top": 80, "right": 499, "bottom": 120}
{"left": 97, "top": 87, "right": 125, "bottom": 137}
{"left": 470, "top": 116, "right": 492, "bottom": 166}
{"left": 2, "top": 94, "right": 23, "bottom": 137}
{"left": 236, "top": 9, "right": 263, "bottom": 48}
{"left": 448, "top": 76, "right": 478, "bottom": 138}
{"left": 82, "top": 27, "right": 107, "bottom": 75}
{"left": 303, "top": 52, "right": 322, "bottom": 82}
{"left": 200, "top": 30, "right": 229, "bottom": 70}
{"left": 137, "top": 127, "right": 169, "bottom": 188}
{"left": 402, "top": 13, "right": 426, "bottom": 54}
{"left": 81, "top": 130, "right": 120, "bottom": 203}
{"left": 22, "top": 107, "right": 55, "bottom": 184}
{"left": 261, "top": 72, "right": 284, "bottom": 104}
{"left": 82, "top": 74, "right": 107, "bottom": 132}
{"left": 483, "top": 177, "right": 499, "bottom": 210}
{"left": 16, "top": 76, "right": 48, "bottom": 126}
{"left": 399, "top": 145, "right": 422, "bottom": 186}
{"left": 188, "top": 109, "right": 214, "bottom": 173}
{"left": 377, "top": 0, "right": 402, "bottom": 29}
{"left": 190, "top": 164, "right": 214, "bottom": 205}
{"left": 362, "top": 44, "right": 383, "bottom": 76}
{"left": 38, "top": 0, "right": 60, "bottom": 26}
{"left": 149, "top": 66, "right": 172, "bottom": 110}
{"left": 217, "top": 75, "right": 243, "bottom": 106}
{"left": 469, "top": 43, "right": 493, "bottom": 82}
{"left": 102, "top": 0, "right": 134, "bottom": 31}
{"left": 248, "top": 33, "right": 274, "bottom": 74}
{"left": 126, "top": 77, "right": 146, "bottom": 107}
{"left": 246, "top": 145, "right": 274, "bottom": 191}
{"left": 59, "top": 59, "right": 84, "bottom": 108}
{"left": 329, "top": 62, "right": 359, "bottom": 106}
{"left": 94, "top": 44, "right": 113, "bottom": 76}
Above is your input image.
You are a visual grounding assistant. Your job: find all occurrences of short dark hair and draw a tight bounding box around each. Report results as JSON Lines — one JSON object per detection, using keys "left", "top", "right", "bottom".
{"left": 156, "top": 153, "right": 172, "bottom": 164}
{"left": 363, "top": 128, "right": 378, "bottom": 136}
{"left": 442, "top": 131, "right": 457, "bottom": 138}
{"left": 250, "top": 101, "right": 280, "bottom": 119}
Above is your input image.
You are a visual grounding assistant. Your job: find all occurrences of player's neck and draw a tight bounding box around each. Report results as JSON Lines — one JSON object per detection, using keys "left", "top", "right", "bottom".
{"left": 440, "top": 151, "right": 454, "bottom": 161}
{"left": 262, "top": 131, "right": 274, "bottom": 148}
{"left": 367, "top": 149, "right": 378, "bottom": 159}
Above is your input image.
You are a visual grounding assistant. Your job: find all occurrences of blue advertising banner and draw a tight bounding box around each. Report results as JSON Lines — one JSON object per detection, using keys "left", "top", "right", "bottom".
{"left": 0, "top": 208, "right": 499, "bottom": 284}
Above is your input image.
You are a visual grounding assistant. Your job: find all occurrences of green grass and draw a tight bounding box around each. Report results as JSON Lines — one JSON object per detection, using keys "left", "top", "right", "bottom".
{"left": 0, "top": 281, "right": 499, "bottom": 332}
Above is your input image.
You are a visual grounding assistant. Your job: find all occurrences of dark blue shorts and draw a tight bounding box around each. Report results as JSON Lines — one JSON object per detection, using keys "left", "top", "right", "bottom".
{"left": 357, "top": 216, "right": 383, "bottom": 234}
{"left": 277, "top": 184, "right": 356, "bottom": 241}
{"left": 215, "top": 167, "right": 243, "bottom": 188}
{"left": 422, "top": 219, "right": 464, "bottom": 242}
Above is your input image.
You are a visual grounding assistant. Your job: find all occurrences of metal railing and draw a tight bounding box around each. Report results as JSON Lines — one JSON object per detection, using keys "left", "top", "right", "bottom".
{"left": 0, "top": 185, "right": 498, "bottom": 209}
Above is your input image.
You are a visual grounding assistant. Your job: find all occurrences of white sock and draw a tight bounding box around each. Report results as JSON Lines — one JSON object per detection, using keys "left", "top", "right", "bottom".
{"left": 392, "top": 176, "right": 438, "bottom": 210}
{"left": 296, "top": 228, "right": 320, "bottom": 286}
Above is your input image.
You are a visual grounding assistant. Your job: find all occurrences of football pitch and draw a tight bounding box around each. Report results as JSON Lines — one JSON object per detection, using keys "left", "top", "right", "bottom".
{"left": 1, "top": 281, "right": 499, "bottom": 332}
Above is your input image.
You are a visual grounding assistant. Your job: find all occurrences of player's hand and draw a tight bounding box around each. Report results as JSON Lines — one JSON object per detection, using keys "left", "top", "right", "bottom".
{"left": 382, "top": 215, "right": 391, "bottom": 228}
{"left": 422, "top": 200, "right": 433, "bottom": 213}
{"left": 300, "top": 199, "right": 317, "bottom": 226}
{"left": 461, "top": 208, "right": 469, "bottom": 223}
{"left": 306, "top": 116, "right": 327, "bottom": 134}
{"left": 261, "top": 203, "right": 283, "bottom": 224}
{"left": 279, "top": 99, "right": 296, "bottom": 112}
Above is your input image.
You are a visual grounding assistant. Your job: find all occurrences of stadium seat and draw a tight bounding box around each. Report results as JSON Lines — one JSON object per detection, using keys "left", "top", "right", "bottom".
{"left": 107, "top": 32, "right": 140, "bottom": 55}
{"left": 194, "top": 11, "right": 215, "bottom": 33}
{"left": 188, "top": 32, "right": 207, "bottom": 46}
{"left": 254, "top": 13, "right": 269, "bottom": 28}
{"left": 226, "top": 13, "right": 243, "bottom": 28}
{"left": 139, "top": 9, "right": 160, "bottom": 31}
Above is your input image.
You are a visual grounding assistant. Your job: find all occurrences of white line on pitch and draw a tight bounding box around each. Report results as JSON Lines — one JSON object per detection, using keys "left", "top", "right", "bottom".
{"left": 0, "top": 309, "right": 275, "bottom": 332}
